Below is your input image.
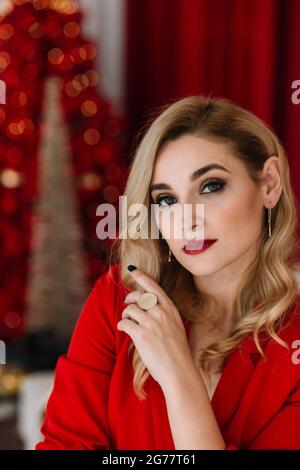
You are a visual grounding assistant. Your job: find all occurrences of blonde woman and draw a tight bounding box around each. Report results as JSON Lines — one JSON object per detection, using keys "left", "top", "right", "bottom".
{"left": 36, "top": 95, "right": 300, "bottom": 450}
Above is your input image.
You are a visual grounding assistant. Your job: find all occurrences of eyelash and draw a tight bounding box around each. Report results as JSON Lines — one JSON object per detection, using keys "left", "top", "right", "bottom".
{"left": 153, "top": 178, "right": 226, "bottom": 207}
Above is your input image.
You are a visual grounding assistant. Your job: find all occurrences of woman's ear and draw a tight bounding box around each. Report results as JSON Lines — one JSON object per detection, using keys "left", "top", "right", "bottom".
{"left": 261, "top": 156, "right": 282, "bottom": 208}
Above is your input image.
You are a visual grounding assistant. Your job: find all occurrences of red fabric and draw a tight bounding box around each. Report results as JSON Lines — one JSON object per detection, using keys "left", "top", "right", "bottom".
{"left": 36, "top": 264, "right": 300, "bottom": 450}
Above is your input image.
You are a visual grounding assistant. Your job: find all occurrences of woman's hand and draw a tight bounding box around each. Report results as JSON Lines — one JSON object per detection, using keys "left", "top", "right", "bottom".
{"left": 117, "top": 266, "right": 196, "bottom": 391}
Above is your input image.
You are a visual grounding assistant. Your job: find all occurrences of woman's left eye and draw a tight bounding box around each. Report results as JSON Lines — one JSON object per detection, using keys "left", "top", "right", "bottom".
{"left": 201, "top": 179, "right": 225, "bottom": 194}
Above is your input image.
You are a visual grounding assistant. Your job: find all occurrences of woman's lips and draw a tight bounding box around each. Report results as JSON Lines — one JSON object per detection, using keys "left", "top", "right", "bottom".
{"left": 182, "top": 239, "right": 217, "bottom": 255}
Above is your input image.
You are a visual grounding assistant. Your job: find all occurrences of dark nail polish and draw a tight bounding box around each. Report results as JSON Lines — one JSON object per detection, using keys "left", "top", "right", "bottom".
{"left": 127, "top": 265, "right": 137, "bottom": 272}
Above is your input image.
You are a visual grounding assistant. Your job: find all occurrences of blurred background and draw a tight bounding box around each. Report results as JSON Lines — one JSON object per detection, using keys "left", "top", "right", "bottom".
{"left": 0, "top": 0, "right": 299, "bottom": 449}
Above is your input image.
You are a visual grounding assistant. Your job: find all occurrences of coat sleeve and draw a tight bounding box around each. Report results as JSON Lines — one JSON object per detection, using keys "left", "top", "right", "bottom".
{"left": 35, "top": 267, "right": 118, "bottom": 450}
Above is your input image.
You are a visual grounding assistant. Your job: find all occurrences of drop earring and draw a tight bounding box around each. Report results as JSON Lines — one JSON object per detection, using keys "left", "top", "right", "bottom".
{"left": 268, "top": 203, "right": 272, "bottom": 237}
{"left": 168, "top": 247, "right": 172, "bottom": 262}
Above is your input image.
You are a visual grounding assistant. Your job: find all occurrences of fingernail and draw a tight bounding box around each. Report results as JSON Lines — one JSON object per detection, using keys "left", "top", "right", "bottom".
{"left": 127, "top": 265, "right": 137, "bottom": 272}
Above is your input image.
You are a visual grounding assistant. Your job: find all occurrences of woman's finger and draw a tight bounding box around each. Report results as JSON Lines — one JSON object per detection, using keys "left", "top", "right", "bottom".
{"left": 117, "top": 318, "right": 140, "bottom": 337}
{"left": 122, "top": 304, "right": 153, "bottom": 326}
{"left": 127, "top": 267, "right": 173, "bottom": 311}
{"left": 124, "top": 291, "right": 141, "bottom": 304}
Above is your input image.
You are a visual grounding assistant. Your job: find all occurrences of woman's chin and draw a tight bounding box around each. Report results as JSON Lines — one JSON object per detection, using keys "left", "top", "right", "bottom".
{"left": 178, "top": 256, "right": 219, "bottom": 277}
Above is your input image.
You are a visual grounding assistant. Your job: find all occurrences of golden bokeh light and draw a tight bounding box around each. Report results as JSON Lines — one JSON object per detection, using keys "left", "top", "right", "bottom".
{"left": 0, "top": 23, "right": 14, "bottom": 40}
{"left": 79, "top": 172, "right": 102, "bottom": 190}
{"left": 65, "top": 80, "right": 80, "bottom": 97}
{"left": 84, "top": 70, "right": 100, "bottom": 87}
{"left": 82, "top": 43, "right": 97, "bottom": 61}
{"left": 0, "top": 169, "right": 23, "bottom": 188}
{"left": 48, "top": 0, "right": 78, "bottom": 14}
{"left": 8, "top": 119, "right": 26, "bottom": 136}
{"left": 63, "top": 21, "right": 80, "bottom": 38}
{"left": 0, "top": 51, "right": 11, "bottom": 72}
{"left": 28, "top": 22, "right": 44, "bottom": 39}
{"left": 81, "top": 100, "right": 98, "bottom": 117}
{"left": 0, "top": 1, "right": 14, "bottom": 17}
{"left": 48, "top": 48, "right": 64, "bottom": 65}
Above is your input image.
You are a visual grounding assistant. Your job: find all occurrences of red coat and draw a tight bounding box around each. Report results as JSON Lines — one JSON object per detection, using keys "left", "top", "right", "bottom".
{"left": 35, "top": 264, "right": 300, "bottom": 450}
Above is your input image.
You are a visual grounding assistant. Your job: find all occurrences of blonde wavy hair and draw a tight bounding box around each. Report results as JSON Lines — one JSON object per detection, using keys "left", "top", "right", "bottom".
{"left": 110, "top": 95, "right": 300, "bottom": 401}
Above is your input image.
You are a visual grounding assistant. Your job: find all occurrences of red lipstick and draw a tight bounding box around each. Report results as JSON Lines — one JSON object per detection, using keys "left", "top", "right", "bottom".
{"left": 182, "top": 239, "right": 217, "bottom": 255}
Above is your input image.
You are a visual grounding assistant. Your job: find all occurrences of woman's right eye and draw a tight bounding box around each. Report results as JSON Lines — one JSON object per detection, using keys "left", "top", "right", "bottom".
{"left": 154, "top": 195, "right": 176, "bottom": 207}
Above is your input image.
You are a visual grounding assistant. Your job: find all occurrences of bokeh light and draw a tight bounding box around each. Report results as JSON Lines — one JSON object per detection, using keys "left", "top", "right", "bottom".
{"left": 28, "top": 22, "right": 44, "bottom": 39}
{"left": 0, "top": 51, "right": 11, "bottom": 72}
{"left": 0, "top": 169, "right": 23, "bottom": 188}
{"left": 79, "top": 172, "right": 102, "bottom": 191}
{"left": 48, "top": 48, "right": 65, "bottom": 65}
{"left": 63, "top": 21, "right": 80, "bottom": 38}
{"left": 103, "top": 185, "right": 120, "bottom": 203}
{"left": 4, "top": 312, "right": 22, "bottom": 329}
{"left": 84, "top": 70, "right": 100, "bottom": 87}
{"left": 11, "top": 91, "right": 28, "bottom": 108}
{"left": 83, "top": 128, "right": 101, "bottom": 146}
{"left": 0, "top": 23, "right": 14, "bottom": 40}
{"left": 81, "top": 100, "right": 98, "bottom": 117}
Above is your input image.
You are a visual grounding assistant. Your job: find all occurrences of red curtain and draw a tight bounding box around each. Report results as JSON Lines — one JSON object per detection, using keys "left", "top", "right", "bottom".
{"left": 126, "top": 0, "right": 300, "bottom": 226}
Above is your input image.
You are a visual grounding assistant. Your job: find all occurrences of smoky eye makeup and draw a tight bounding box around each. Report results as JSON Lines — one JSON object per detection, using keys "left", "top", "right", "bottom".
{"left": 200, "top": 177, "right": 226, "bottom": 194}
{"left": 151, "top": 177, "right": 227, "bottom": 206}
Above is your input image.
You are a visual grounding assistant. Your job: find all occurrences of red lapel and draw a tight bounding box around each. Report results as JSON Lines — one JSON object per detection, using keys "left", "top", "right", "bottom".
{"left": 224, "top": 306, "right": 300, "bottom": 446}
{"left": 183, "top": 304, "right": 300, "bottom": 439}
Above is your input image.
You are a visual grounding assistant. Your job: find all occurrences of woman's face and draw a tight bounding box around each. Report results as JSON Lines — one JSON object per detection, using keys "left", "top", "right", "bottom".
{"left": 150, "top": 134, "right": 270, "bottom": 278}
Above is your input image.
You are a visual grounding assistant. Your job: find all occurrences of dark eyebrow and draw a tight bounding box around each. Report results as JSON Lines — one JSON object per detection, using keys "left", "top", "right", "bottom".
{"left": 150, "top": 163, "right": 231, "bottom": 192}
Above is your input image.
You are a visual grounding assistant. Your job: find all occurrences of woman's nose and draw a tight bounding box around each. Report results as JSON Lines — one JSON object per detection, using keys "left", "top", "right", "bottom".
{"left": 182, "top": 202, "right": 204, "bottom": 240}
